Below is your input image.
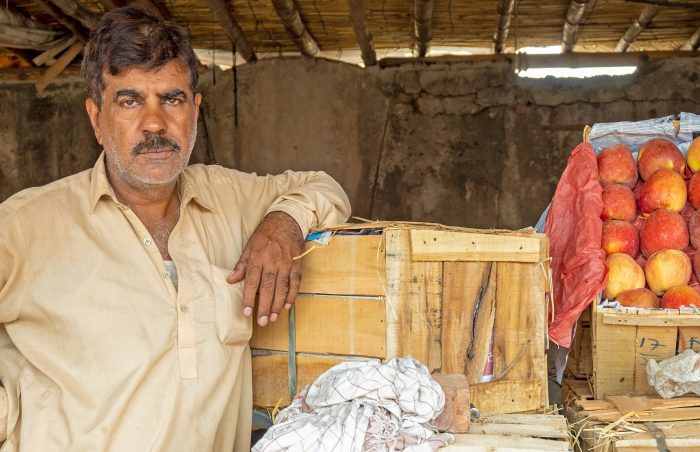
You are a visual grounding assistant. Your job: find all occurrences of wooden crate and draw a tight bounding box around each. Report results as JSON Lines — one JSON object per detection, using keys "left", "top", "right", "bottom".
{"left": 250, "top": 222, "right": 550, "bottom": 415}
{"left": 564, "top": 379, "right": 700, "bottom": 452}
{"left": 591, "top": 304, "right": 700, "bottom": 398}
{"left": 566, "top": 305, "right": 592, "bottom": 379}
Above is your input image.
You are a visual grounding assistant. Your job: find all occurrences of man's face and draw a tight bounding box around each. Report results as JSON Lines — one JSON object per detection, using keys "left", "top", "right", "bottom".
{"left": 86, "top": 60, "right": 202, "bottom": 192}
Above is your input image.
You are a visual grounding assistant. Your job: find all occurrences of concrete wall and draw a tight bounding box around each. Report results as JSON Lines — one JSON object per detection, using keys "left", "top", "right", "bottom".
{"left": 2, "top": 56, "right": 699, "bottom": 228}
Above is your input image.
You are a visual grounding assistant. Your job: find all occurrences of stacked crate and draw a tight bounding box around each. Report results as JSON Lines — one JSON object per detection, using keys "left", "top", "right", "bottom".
{"left": 251, "top": 222, "right": 550, "bottom": 415}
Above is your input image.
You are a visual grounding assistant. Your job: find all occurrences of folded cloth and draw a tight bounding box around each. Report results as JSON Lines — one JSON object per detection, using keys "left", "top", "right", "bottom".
{"left": 253, "top": 357, "right": 454, "bottom": 452}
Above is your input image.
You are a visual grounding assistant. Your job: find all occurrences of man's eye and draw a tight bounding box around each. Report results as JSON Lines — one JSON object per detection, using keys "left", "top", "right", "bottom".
{"left": 120, "top": 99, "right": 138, "bottom": 107}
{"left": 164, "top": 98, "right": 183, "bottom": 105}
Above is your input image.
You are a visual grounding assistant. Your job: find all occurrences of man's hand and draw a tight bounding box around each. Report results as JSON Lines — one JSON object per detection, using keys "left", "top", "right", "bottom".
{"left": 228, "top": 211, "right": 304, "bottom": 326}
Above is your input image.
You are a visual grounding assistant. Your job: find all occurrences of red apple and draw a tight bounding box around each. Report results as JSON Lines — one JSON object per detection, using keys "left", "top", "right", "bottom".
{"left": 603, "top": 220, "right": 639, "bottom": 257}
{"left": 689, "top": 210, "right": 700, "bottom": 249}
{"left": 617, "top": 288, "right": 660, "bottom": 308}
{"left": 604, "top": 253, "right": 646, "bottom": 300}
{"left": 638, "top": 139, "right": 685, "bottom": 180}
{"left": 639, "top": 209, "right": 689, "bottom": 257}
{"left": 688, "top": 173, "right": 700, "bottom": 209}
{"left": 693, "top": 251, "right": 700, "bottom": 282}
{"left": 638, "top": 169, "right": 687, "bottom": 215}
{"left": 660, "top": 285, "right": 700, "bottom": 309}
{"left": 598, "top": 144, "right": 638, "bottom": 188}
{"left": 601, "top": 184, "right": 637, "bottom": 222}
{"left": 645, "top": 249, "right": 692, "bottom": 295}
{"left": 686, "top": 136, "right": 700, "bottom": 173}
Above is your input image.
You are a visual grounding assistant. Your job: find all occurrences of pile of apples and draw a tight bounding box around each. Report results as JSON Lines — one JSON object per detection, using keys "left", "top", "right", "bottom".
{"left": 600, "top": 137, "right": 700, "bottom": 309}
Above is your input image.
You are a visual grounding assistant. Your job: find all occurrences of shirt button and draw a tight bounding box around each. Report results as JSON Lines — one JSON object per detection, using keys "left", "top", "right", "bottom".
{"left": 180, "top": 305, "right": 188, "bottom": 313}
{"left": 143, "top": 237, "right": 152, "bottom": 246}
{"left": 163, "top": 272, "right": 171, "bottom": 279}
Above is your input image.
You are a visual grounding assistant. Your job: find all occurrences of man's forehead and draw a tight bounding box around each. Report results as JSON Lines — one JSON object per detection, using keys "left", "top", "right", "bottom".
{"left": 103, "top": 61, "right": 191, "bottom": 92}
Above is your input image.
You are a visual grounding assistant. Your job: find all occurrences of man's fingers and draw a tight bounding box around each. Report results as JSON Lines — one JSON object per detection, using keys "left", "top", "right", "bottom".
{"left": 256, "top": 270, "right": 276, "bottom": 326}
{"left": 241, "top": 264, "right": 262, "bottom": 317}
{"left": 269, "top": 273, "right": 290, "bottom": 322}
{"left": 228, "top": 255, "right": 249, "bottom": 284}
{"left": 284, "top": 266, "right": 302, "bottom": 311}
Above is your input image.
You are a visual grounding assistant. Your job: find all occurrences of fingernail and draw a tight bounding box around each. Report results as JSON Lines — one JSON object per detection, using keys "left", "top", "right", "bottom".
{"left": 258, "top": 316, "right": 268, "bottom": 326}
{"left": 243, "top": 307, "right": 253, "bottom": 316}
{"left": 270, "top": 313, "right": 278, "bottom": 322}
{"left": 284, "top": 303, "right": 292, "bottom": 310}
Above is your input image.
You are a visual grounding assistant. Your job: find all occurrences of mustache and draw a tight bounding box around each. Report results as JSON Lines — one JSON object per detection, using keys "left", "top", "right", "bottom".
{"left": 132, "top": 134, "right": 181, "bottom": 155}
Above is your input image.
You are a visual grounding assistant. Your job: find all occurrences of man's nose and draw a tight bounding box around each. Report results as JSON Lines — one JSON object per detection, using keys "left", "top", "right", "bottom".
{"left": 140, "top": 100, "right": 167, "bottom": 134}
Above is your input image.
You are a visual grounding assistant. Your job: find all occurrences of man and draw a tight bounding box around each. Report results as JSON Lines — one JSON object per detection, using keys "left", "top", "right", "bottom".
{"left": 0, "top": 5, "right": 350, "bottom": 451}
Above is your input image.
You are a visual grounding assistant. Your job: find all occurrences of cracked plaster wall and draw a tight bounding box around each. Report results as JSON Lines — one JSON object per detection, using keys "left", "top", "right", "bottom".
{"left": 1, "top": 56, "right": 699, "bottom": 229}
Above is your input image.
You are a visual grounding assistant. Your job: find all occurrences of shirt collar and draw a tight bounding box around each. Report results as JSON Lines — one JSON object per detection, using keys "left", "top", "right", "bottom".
{"left": 89, "top": 152, "right": 214, "bottom": 212}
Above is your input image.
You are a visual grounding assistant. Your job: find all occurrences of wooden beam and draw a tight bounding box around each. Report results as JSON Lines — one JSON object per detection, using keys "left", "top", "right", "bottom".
{"left": 347, "top": 0, "right": 376, "bottom": 66}
{"left": 493, "top": 0, "right": 515, "bottom": 54}
{"left": 615, "top": 5, "right": 660, "bottom": 52}
{"left": 32, "top": 0, "right": 90, "bottom": 42}
{"left": 681, "top": 27, "right": 700, "bottom": 50}
{"left": 205, "top": 0, "right": 257, "bottom": 62}
{"left": 413, "top": 0, "right": 435, "bottom": 57}
{"left": 271, "top": 0, "right": 319, "bottom": 57}
{"left": 35, "top": 39, "right": 84, "bottom": 92}
{"left": 50, "top": 0, "right": 99, "bottom": 28}
{"left": 561, "top": 0, "right": 589, "bottom": 53}
{"left": 132, "top": 0, "right": 171, "bottom": 20}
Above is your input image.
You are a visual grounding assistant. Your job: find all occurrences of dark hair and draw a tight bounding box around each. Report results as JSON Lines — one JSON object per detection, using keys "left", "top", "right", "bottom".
{"left": 81, "top": 5, "right": 199, "bottom": 107}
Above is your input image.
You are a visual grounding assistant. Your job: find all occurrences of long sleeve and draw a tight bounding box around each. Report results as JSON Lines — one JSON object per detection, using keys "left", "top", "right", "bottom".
{"left": 0, "top": 386, "right": 6, "bottom": 443}
{"left": 234, "top": 169, "right": 351, "bottom": 236}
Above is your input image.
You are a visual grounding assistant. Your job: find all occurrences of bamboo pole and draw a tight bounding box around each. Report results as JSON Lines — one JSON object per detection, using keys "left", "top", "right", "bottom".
{"left": 493, "top": 0, "right": 515, "bottom": 54}
{"left": 347, "top": 0, "right": 376, "bottom": 66}
{"left": 561, "top": 0, "right": 589, "bottom": 53}
{"left": 680, "top": 27, "right": 700, "bottom": 51}
{"left": 615, "top": 5, "right": 660, "bottom": 52}
{"left": 271, "top": 0, "right": 319, "bottom": 56}
{"left": 413, "top": 0, "right": 434, "bottom": 57}
{"left": 205, "top": 0, "right": 257, "bottom": 62}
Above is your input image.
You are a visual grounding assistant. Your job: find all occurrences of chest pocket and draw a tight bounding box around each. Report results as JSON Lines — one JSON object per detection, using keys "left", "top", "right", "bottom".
{"left": 208, "top": 265, "right": 252, "bottom": 345}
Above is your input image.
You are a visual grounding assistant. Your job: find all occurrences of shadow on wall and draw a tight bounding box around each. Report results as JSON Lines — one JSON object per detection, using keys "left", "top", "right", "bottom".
{"left": 2, "top": 57, "right": 699, "bottom": 229}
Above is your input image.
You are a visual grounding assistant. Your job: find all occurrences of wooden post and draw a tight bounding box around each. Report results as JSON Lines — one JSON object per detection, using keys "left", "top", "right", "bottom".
{"left": 205, "top": 0, "right": 257, "bottom": 62}
{"left": 615, "top": 5, "right": 660, "bottom": 52}
{"left": 433, "top": 374, "right": 470, "bottom": 433}
{"left": 347, "top": 0, "right": 376, "bottom": 66}
{"left": 493, "top": 0, "right": 515, "bottom": 54}
{"left": 561, "top": 0, "right": 589, "bottom": 53}
{"left": 271, "top": 0, "right": 319, "bottom": 57}
{"left": 413, "top": 0, "right": 435, "bottom": 58}
{"left": 50, "top": 0, "right": 99, "bottom": 28}
{"left": 35, "top": 40, "right": 84, "bottom": 93}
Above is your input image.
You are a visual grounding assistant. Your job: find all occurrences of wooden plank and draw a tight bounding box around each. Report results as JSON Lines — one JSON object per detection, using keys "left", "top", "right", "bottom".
{"left": 251, "top": 353, "right": 347, "bottom": 407}
{"left": 603, "top": 312, "right": 700, "bottom": 327}
{"left": 35, "top": 41, "right": 84, "bottom": 93}
{"left": 446, "top": 433, "right": 568, "bottom": 451}
{"left": 410, "top": 229, "right": 543, "bottom": 263}
{"left": 250, "top": 295, "right": 386, "bottom": 358}
{"left": 466, "top": 263, "right": 497, "bottom": 384}
{"left": 577, "top": 395, "right": 700, "bottom": 411}
{"left": 384, "top": 228, "right": 412, "bottom": 360}
{"left": 467, "top": 423, "right": 569, "bottom": 439}
{"left": 478, "top": 414, "right": 567, "bottom": 426}
{"left": 469, "top": 380, "right": 542, "bottom": 415}
{"left": 299, "top": 235, "right": 385, "bottom": 296}
{"left": 582, "top": 406, "right": 700, "bottom": 423}
{"left": 433, "top": 374, "right": 470, "bottom": 433}
{"left": 678, "top": 326, "right": 700, "bottom": 352}
{"left": 633, "top": 326, "right": 678, "bottom": 393}
{"left": 441, "top": 261, "right": 489, "bottom": 375}
{"left": 409, "top": 262, "right": 443, "bottom": 372}
{"left": 593, "top": 306, "right": 637, "bottom": 398}
{"left": 492, "top": 261, "right": 548, "bottom": 409}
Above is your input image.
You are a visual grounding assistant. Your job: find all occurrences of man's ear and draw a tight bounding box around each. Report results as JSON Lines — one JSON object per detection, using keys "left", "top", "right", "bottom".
{"left": 194, "top": 92, "right": 202, "bottom": 121}
{"left": 85, "top": 98, "right": 103, "bottom": 145}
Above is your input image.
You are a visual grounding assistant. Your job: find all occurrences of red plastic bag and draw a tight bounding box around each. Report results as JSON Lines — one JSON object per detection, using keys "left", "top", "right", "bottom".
{"left": 545, "top": 142, "right": 608, "bottom": 347}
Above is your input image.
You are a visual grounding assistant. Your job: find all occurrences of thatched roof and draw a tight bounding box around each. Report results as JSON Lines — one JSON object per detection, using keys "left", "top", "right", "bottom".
{"left": 2, "top": 0, "right": 700, "bottom": 73}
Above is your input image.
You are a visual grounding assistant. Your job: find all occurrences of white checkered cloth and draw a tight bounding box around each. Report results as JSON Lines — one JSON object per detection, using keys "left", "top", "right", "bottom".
{"left": 253, "top": 357, "right": 454, "bottom": 452}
